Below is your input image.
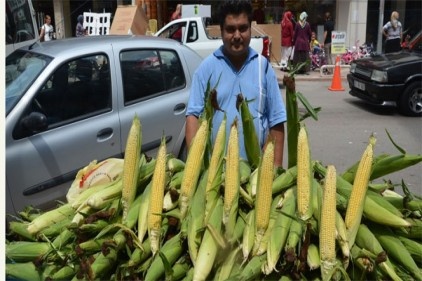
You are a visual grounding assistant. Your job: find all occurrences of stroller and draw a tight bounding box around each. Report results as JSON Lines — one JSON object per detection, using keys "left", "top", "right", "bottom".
{"left": 310, "top": 47, "right": 327, "bottom": 71}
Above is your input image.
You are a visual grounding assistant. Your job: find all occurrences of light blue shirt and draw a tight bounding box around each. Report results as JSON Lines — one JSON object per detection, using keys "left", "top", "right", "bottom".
{"left": 186, "top": 46, "right": 287, "bottom": 160}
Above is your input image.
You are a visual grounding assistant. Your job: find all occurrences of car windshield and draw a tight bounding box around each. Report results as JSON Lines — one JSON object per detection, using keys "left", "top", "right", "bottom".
{"left": 6, "top": 50, "right": 52, "bottom": 115}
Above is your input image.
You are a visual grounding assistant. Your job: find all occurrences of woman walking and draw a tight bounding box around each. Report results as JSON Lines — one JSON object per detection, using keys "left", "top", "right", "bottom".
{"left": 39, "top": 14, "right": 55, "bottom": 42}
{"left": 293, "top": 12, "right": 311, "bottom": 74}
{"left": 280, "top": 11, "right": 294, "bottom": 71}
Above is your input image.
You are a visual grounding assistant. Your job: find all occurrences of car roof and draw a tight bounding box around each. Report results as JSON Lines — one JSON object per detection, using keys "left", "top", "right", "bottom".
{"left": 19, "top": 35, "right": 186, "bottom": 57}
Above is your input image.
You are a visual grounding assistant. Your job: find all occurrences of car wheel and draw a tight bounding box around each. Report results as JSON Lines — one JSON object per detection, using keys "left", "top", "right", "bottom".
{"left": 398, "top": 81, "right": 422, "bottom": 117}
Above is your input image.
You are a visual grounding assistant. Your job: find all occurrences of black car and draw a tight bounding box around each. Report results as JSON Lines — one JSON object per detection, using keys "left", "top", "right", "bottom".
{"left": 347, "top": 34, "right": 422, "bottom": 116}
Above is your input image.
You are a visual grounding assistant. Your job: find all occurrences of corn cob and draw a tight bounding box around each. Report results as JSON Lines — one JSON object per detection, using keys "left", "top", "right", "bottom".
{"left": 363, "top": 195, "right": 411, "bottom": 228}
{"left": 137, "top": 182, "right": 152, "bottom": 242}
{"left": 224, "top": 119, "right": 240, "bottom": 240}
{"left": 264, "top": 187, "right": 295, "bottom": 274}
{"left": 240, "top": 158, "right": 252, "bottom": 185}
{"left": 335, "top": 211, "right": 350, "bottom": 269}
{"left": 50, "top": 265, "right": 79, "bottom": 280}
{"left": 192, "top": 197, "right": 223, "bottom": 281}
{"left": 147, "top": 137, "right": 167, "bottom": 256}
{"left": 138, "top": 158, "right": 156, "bottom": 188}
{"left": 398, "top": 236, "right": 422, "bottom": 265}
{"left": 370, "top": 154, "right": 422, "bottom": 181}
{"left": 186, "top": 170, "right": 208, "bottom": 265}
{"left": 167, "top": 156, "right": 186, "bottom": 174}
{"left": 253, "top": 138, "right": 275, "bottom": 255}
{"left": 90, "top": 247, "right": 118, "bottom": 280}
{"left": 242, "top": 209, "right": 256, "bottom": 262}
{"left": 86, "top": 178, "right": 123, "bottom": 209}
{"left": 123, "top": 189, "right": 144, "bottom": 228}
{"left": 6, "top": 261, "right": 42, "bottom": 281}
{"left": 355, "top": 224, "right": 402, "bottom": 281}
{"left": 144, "top": 233, "right": 183, "bottom": 281}
{"left": 237, "top": 254, "right": 267, "bottom": 281}
{"left": 296, "top": 124, "right": 313, "bottom": 221}
{"left": 345, "top": 136, "right": 375, "bottom": 247}
{"left": 179, "top": 118, "right": 209, "bottom": 220}
{"left": 370, "top": 224, "right": 422, "bottom": 281}
{"left": 6, "top": 241, "right": 51, "bottom": 262}
{"left": 8, "top": 221, "right": 36, "bottom": 241}
{"left": 205, "top": 115, "right": 226, "bottom": 218}
{"left": 272, "top": 165, "right": 298, "bottom": 195}
{"left": 122, "top": 115, "right": 142, "bottom": 221}
{"left": 319, "top": 165, "right": 338, "bottom": 280}
{"left": 307, "top": 243, "right": 321, "bottom": 270}
{"left": 253, "top": 195, "right": 279, "bottom": 257}
{"left": 238, "top": 94, "right": 260, "bottom": 169}
{"left": 27, "top": 203, "right": 75, "bottom": 234}
{"left": 171, "top": 256, "right": 192, "bottom": 281}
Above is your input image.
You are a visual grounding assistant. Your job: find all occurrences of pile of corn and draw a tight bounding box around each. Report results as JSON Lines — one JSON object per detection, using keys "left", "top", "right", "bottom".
{"left": 6, "top": 104, "right": 422, "bottom": 280}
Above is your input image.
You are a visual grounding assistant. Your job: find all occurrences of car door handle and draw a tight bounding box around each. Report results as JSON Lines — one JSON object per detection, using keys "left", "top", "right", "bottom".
{"left": 173, "top": 103, "right": 186, "bottom": 113}
{"left": 97, "top": 128, "right": 113, "bottom": 141}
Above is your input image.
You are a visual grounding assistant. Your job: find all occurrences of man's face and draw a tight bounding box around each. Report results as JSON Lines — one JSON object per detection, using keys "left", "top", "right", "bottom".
{"left": 221, "top": 13, "right": 251, "bottom": 58}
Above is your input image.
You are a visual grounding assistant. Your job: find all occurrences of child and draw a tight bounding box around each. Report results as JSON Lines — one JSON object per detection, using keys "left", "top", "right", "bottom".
{"left": 310, "top": 31, "right": 321, "bottom": 54}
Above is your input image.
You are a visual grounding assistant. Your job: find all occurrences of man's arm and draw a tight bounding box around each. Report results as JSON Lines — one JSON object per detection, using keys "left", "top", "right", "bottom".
{"left": 185, "top": 115, "right": 200, "bottom": 151}
{"left": 269, "top": 122, "right": 285, "bottom": 168}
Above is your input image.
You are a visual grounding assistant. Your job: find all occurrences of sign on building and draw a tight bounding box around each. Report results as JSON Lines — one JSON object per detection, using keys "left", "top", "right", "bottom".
{"left": 331, "top": 31, "right": 346, "bottom": 54}
{"left": 182, "top": 5, "right": 211, "bottom": 18}
{"left": 83, "top": 12, "right": 111, "bottom": 36}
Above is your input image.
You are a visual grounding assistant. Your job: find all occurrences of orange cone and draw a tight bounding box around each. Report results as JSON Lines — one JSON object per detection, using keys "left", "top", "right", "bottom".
{"left": 328, "top": 55, "right": 345, "bottom": 91}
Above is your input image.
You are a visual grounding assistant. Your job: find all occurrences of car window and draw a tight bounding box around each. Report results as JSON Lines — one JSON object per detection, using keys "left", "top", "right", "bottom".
{"left": 120, "top": 49, "right": 186, "bottom": 105}
{"left": 13, "top": 54, "right": 112, "bottom": 139}
{"left": 187, "top": 21, "right": 198, "bottom": 43}
{"left": 6, "top": 51, "right": 51, "bottom": 115}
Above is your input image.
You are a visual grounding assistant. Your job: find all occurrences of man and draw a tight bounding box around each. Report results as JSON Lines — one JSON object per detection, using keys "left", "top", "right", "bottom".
{"left": 322, "top": 12, "right": 334, "bottom": 71}
{"left": 185, "top": 0, "right": 287, "bottom": 167}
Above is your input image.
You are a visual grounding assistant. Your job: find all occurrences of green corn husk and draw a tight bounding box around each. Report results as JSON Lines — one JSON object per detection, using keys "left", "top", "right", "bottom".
{"left": 6, "top": 241, "right": 51, "bottom": 262}
{"left": 26, "top": 203, "right": 75, "bottom": 235}
{"left": 6, "top": 261, "right": 42, "bottom": 281}
{"left": 8, "top": 221, "right": 36, "bottom": 241}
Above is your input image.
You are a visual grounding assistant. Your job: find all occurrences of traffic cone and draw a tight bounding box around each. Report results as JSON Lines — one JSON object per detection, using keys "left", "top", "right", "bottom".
{"left": 328, "top": 55, "right": 344, "bottom": 91}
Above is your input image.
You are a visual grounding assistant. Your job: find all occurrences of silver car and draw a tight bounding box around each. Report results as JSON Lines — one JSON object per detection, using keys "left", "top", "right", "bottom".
{"left": 6, "top": 36, "right": 202, "bottom": 215}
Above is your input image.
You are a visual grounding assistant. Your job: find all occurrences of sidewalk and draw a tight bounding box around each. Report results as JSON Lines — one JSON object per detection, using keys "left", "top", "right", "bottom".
{"left": 271, "top": 63, "right": 350, "bottom": 83}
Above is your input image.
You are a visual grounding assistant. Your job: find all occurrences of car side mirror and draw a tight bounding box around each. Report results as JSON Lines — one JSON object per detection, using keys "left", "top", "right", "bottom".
{"left": 21, "top": 112, "right": 48, "bottom": 134}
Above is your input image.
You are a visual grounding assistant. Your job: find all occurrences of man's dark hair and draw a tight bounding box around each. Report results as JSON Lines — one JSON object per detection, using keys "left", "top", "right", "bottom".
{"left": 219, "top": 0, "right": 253, "bottom": 29}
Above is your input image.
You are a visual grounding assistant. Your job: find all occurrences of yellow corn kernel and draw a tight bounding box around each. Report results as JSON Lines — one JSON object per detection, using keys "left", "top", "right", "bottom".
{"left": 122, "top": 115, "right": 142, "bottom": 221}
{"left": 297, "top": 124, "right": 312, "bottom": 221}
{"left": 345, "top": 136, "right": 375, "bottom": 247}
{"left": 148, "top": 137, "right": 167, "bottom": 256}
{"left": 179, "top": 118, "right": 209, "bottom": 220}
{"left": 254, "top": 138, "right": 275, "bottom": 249}
{"left": 319, "top": 165, "right": 337, "bottom": 269}
{"left": 205, "top": 115, "right": 226, "bottom": 219}
{"left": 223, "top": 119, "right": 240, "bottom": 239}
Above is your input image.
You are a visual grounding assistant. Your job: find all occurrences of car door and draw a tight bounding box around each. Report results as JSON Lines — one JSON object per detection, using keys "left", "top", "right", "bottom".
{"left": 6, "top": 53, "right": 121, "bottom": 214}
{"left": 115, "top": 47, "right": 189, "bottom": 159}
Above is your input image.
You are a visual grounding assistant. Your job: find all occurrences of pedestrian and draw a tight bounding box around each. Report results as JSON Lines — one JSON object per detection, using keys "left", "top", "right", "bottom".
{"left": 171, "top": 4, "right": 182, "bottom": 21}
{"left": 280, "top": 10, "right": 294, "bottom": 71}
{"left": 322, "top": 12, "right": 334, "bottom": 70}
{"left": 292, "top": 11, "right": 311, "bottom": 74}
{"left": 39, "top": 14, "right": 55, "bottom": 42}
{"left": 252, "top": 2, "right": 265, "bottom": 24}
{"left": 310, "top": 31, "right": 321, "bottom": 54}
{"left": 186, "top": 0, "right": 287, "bottom": 168}
{"left": 75, "top": 14, "right": 85, "bottom": 37}
{"left": 382, "top": 11, "right": 402, "bottom": 53}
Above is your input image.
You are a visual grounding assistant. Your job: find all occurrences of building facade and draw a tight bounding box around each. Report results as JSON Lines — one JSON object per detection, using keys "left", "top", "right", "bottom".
{"left": 32, "top": 0, "right": 421, "bottom": 52}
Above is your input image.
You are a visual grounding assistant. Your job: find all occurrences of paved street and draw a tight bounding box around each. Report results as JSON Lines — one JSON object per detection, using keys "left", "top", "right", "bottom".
{"left": 274, "top": 66, "right": 422, "bottom": 194}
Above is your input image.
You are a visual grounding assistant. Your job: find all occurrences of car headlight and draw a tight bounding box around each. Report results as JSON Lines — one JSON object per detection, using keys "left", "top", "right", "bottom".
{"left": 371, "top": 69, "right": 388, "bottom": 82}
{"left": 350, "top": 63, "right": 356, "bottom": 73}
